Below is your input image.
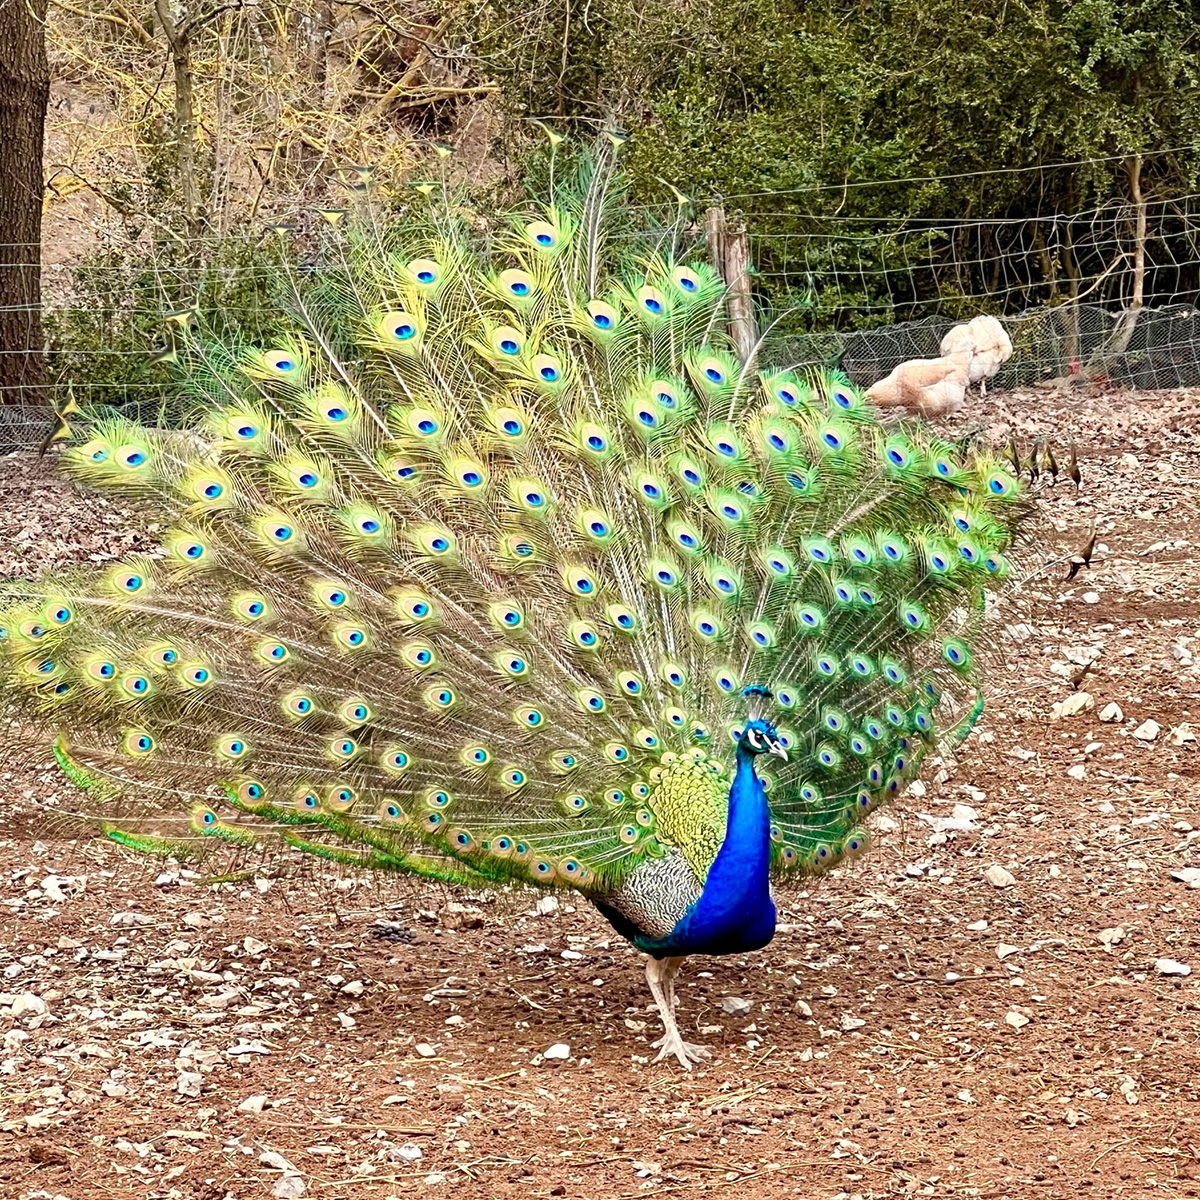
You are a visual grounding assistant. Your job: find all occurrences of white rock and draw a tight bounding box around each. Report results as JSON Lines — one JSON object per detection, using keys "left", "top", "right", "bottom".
{"left": 10, "top": 993, "right": 47, "bottom": 1020}
{"left": 1133, "top": 719, "right": 1160, "bottom": 741}
{"left": 721, "top": 996, "right": 752, "bottom": 1016}
{"left": 985, "top": 864, "right": 1016, "bottom": 889}
{"left": 1099, "top": 702, "right": 1124, "bottom": 723}
{"left": 840, "top": 1013, "right": 866, "bottom": 1031}
{"left": 242, "top": 936, "right": 268, "bottom": 956}
{"left": 543, "top": 1042, "right": 570, "bottom": 1060}
{"left": 414, "top": 1043, "right": 437, "bottom": 1058}
{"left": 1170, "top": 723, "right": 1196, "bottom": 746}
{"left": 1082, "top": 591, "right": 1100, "bottom": 604}
{"left": 1066, "top": 764, "right": 1087, "bottom": 781}
{"left": 1052, "top": 692, "right": 1094, "bottom": 720}
{"left": 967, "top": 919, "right": 989, "bottom": 931}
{"left": 1005, "top": 1011, "right": 1030, "bottom": 1030}
{"left": 393, "top": 1143, "right": 423, "bottom": 1163}
{"left": 917, "top": 812, "right": 976, "bottom": 833}
{"left": 996, "top": 943, "right": 1022, "bottom": 960}
{"left": 273, "top": 1175, "right": 306, "bottom": 1198}
{"left": 535, "top": 895, "right": 560, "bottom": 916}
{"left": 1170, "top": 868, "right": 1200, "bottom": 889}
{"left": 340, "top": 980, "right": 365, "bottom": 996}
{"left": 875, "top": 814, "right": 901, "bottom": 833}
{"left": 1155, "top": 958, "right": 1191, "bottom": 977}
{"left": 238, "top": 1094, "right": 268, "bottom": 1113}
{"left": 176, "top": 1071, "right": 203, "bottom": 1097}
{"left": 40, "top": 876, "right": 67, "bottom": 904}
{"left": 560, "top": 949, "right": 583, "bottom": 960}
{"left": 111, "top": 911, "right": 152, "bottom": 926}
{"left": 226, "top": 1040, "right": 271, "bottom": 1056}
{"left": 336, "top": 1013, "right": 356, "bottom": 1029}
{"left": 1098, "top": 927, "right": 1125, "bottom": 950}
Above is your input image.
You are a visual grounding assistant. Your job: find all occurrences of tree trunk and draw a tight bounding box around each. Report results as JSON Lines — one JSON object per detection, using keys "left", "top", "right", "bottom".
{"left": 155, "top": 0, "right": 199, "bottom": 240}
{"left": 0, "top": 0, "right": 50, "bottom": 409}
{"left": 1088, "top": 154, "right": 1148, "bottom": 377}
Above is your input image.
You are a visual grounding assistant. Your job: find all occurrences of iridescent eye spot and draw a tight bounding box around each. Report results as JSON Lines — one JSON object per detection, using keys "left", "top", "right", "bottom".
{"left": 500, "top": 339, "right": 519, "bottom": 355}
{"left": 616, "top": 613, "right": 633, "bottom": 629}
{"left": 539, "top": 365, "right": 557, "bottom": 382}
{"left": 768, "top": 433, "right": 786, "bottom": 451}
{"left": 656, "top": 391, "right": 676, "bottom": 408}
{"left": 91, "top": 448, "right": 108, "bottom": 462}
{"left": 100, "top": 663, "right": 114, "bottom": 678}
{"left": 716, "top": 440, "right": 735, "bottom": 457}
{"left": 462, "top": 471, "right": 481, "bottom": 486}
{"left": 786, "top": 472, "right": 808, "bottom": 490}
{"left": 931, "top": 553, "right": 948, "bottom": 571}
{"left": 823, "top": 430, "right": 843, "bottom": 449}
{"left": 203, "top": 483, "right": 222, "bottom": 498}
{"left": 417, "top": 418, "right": 437, "bottom": 435}
{"left": 237, "top": 424, "right": 257, "bottom": 439}
{"left": 503, "top": 418, "right": 522, "bottom": 435}
{"left": 508, "top": 278, "right": 530, "bottom": 297}
{"left": 683, "top": 468, "right": 701, "bottom": 485}
{"left": 644, "top": 296, "right": 662, "bottom": 314}
{"left": 587, "top": 434, "right": 604, "bottom": 450}
{"left": 394, "top": 322, "right": 414, "bottom": 339}
{"left": 327, "top": 407, "right": 346, "bottom": 421}
{"left": 721, "top": 504, "right": 739, "bottom": 520}
{"left": 417, "top": 269, "right": 434, "bottom": 283}
{"left": 778, "top": 387, "right": 796, "bottom": 405}
{"left": 298, "top": 472, "right": 317, "bottom": 488}
{"left": 887, "top": 448, "right": 905, "bottom": 465}
{"left": 699, "top": 621, "right": 715, "bottom": 636}
{"left": 593, "top": 312, "right": 611, "bottom": 328}
{"left": 396, "top": 464, "right": 416, "bottom": 479}
{"left": 705, "top": 366, "right": 723, "bottom": 384}
{"left": 272, "top": 525, "right": 292, "bottom": 542}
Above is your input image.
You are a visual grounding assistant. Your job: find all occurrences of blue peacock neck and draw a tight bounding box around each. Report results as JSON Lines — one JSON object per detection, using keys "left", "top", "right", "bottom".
{"left": 645, "top": 741, "right": 777, "bottom": 957}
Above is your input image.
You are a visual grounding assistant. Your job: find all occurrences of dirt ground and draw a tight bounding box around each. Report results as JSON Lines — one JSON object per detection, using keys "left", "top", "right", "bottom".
{"left": 1, "top": 385, "right": 1198, "bottom": 1200}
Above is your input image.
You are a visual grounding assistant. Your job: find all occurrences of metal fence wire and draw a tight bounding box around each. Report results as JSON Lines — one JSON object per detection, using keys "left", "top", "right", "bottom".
{"left": 1, "top": 298, "right": 1196, "bottom": 452}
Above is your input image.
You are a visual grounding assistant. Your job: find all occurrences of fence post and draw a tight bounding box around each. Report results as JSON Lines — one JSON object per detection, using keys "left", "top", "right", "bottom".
{"left": 706, "top": 203, "right": 758, "bottom": 364}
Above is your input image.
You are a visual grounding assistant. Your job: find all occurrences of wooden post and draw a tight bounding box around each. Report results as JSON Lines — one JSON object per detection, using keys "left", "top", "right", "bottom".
{"left": 706, "top": 203, "right": 758, "bottom": 364}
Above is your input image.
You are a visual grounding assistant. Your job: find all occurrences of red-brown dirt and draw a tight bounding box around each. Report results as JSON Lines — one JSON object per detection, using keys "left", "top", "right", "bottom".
{"left": 1, "top": 386, "right": 1198, "bottom": 1199}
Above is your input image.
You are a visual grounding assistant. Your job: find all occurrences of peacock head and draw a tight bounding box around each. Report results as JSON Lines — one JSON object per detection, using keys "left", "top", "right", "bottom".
{"left": 739, "top": 718, "right": 788, "bottom": 761}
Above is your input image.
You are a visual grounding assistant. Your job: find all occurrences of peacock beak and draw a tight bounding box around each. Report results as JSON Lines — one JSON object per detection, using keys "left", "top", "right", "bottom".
{"left": 769, "top": 741, "right": 788, "bottom": 762}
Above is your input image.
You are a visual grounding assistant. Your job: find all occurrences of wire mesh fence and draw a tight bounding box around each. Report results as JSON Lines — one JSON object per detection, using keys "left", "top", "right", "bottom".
{"left": 3, "top": 179, "right": 1200, "bottom": 450}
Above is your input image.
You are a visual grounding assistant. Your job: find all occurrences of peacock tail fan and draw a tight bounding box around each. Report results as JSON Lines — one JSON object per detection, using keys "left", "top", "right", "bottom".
{"left": 0, "top": 137, "right": 1033, "bottom": 896}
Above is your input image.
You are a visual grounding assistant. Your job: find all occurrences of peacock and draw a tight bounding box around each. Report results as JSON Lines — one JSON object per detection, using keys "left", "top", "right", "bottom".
{"left": 0, "top": 136, "right": 1037, "bottom": 1068}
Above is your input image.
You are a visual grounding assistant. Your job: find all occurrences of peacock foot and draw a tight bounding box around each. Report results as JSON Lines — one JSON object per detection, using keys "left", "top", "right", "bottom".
{"left": 651, "top": 1031, "right": 712, "bottom": 1069}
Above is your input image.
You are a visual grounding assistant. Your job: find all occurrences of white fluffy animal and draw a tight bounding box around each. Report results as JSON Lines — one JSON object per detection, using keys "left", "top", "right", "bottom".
{"left": 864, "top": 348, "right": 972, "bottom": 417}
{"left": 940, "top": 314, "right": 1013, "bottom": 397}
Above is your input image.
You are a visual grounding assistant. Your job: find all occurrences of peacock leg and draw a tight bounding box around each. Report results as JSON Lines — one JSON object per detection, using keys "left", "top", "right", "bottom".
{"left": 646, "top": 955, "right": 711, "bottom": 1068}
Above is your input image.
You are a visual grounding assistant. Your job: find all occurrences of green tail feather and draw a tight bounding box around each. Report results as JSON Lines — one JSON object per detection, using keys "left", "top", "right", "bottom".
{"left": 2, "top": 139, "right": 1033, "bottom": 893}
